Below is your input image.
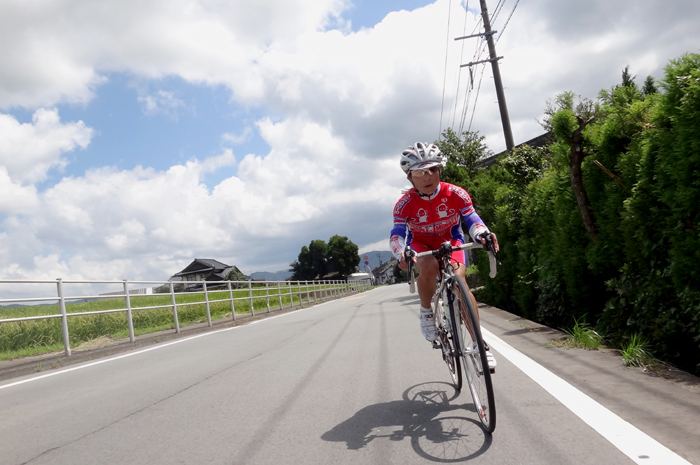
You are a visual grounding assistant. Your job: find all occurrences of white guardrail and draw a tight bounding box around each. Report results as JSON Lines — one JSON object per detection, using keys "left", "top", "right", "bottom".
{"left": 0, "top": 278, "right": 372, "bottom": 357}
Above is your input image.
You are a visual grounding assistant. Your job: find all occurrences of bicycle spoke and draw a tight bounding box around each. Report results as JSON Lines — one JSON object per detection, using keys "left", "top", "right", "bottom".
{"left": 449, "top": 278, "right": 496, "bottom": 433}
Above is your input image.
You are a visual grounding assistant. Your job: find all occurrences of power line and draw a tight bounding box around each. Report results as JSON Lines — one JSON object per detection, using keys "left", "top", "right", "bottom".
{"left": 451, "top": 0, "right": 471, "bottom": 130}
{"left": 496, "top": 0, "right": 520, "bottom": 43}
{"left": 438, "top": 0, "right": 453, "bottom": 140}
{"left": 491, "top": 0, "right": 506, "bottom": 24}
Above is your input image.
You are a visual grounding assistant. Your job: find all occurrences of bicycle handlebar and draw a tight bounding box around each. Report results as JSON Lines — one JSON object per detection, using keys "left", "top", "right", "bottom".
{"left": 405, "top": 241, "right": 498, "bottom": 287}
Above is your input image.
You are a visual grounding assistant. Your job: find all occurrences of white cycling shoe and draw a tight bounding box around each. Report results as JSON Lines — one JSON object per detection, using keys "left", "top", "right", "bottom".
{"left": 419, "top": 309, "right": 438, "bottom": 342}
{"left": 484, "top": 343, "right": 497, "bottom": 373}
{"left": 474, "top": 342, "right": 497, "bottom": 373}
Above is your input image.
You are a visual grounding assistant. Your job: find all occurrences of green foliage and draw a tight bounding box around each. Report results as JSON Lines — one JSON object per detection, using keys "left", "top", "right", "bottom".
{"left": 436, "top": 128, "right": 492, "bottom": 190}
{"left": 0, "top": 283, "right": 339, "bottom": 359}
{"left": 290, "top": 236, "right": 360, "bottom": 280}
{"left": 642, "top": 76, "right": 658, "bottom": 96}
{"left": 621, "top": 334, "right": 655, "bottom": 368}
{"left": 327, "top": 235, "right": 361, "bottom": 277}
{"left": 442, "top": 54, "right": 700, "bottom": 374}
{"left": 561, "top": 317, "right": 604, "bottom": 350}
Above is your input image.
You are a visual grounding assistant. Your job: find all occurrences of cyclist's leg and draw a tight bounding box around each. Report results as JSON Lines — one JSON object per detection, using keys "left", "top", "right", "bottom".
{"left": 412, "top": 242, "right": 440, "bottom": 341}
{"left": 415, "top": 255, "right": 439, "bottom": 308}
{"left": 449, "top": 240, "right": 482, "bottom": 320}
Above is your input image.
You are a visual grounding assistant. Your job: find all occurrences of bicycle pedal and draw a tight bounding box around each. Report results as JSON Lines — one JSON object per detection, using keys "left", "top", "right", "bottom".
{"left": 432, "top": 341, "right": 441, "bottom": 350}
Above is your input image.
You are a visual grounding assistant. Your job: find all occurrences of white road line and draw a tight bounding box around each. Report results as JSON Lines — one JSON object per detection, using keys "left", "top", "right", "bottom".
{"left": 482, "top": 327, "right": 691, "bottom": 465}
{"left": 0, "top": 294, "right": 355, "bottom": 391}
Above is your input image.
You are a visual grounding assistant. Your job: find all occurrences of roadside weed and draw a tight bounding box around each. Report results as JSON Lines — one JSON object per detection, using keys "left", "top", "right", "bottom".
{"left": 621, "top": 334, "right": 655, "bottom": 369}
{"left": 560, "top": 317, "right": 603, "bottom": 350}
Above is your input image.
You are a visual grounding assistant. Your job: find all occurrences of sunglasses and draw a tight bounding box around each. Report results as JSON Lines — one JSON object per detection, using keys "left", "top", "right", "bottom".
{"left": 411, "top": 166, "right": 440, "bottom": 177}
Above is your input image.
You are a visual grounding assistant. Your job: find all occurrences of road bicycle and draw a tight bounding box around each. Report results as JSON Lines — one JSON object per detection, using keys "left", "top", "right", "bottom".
{"left": 405, "top": 240, "right": 499, "bottom": 433}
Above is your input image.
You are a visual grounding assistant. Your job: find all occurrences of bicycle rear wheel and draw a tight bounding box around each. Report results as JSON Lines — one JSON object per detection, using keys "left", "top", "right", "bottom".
{"left": 448, "top": 276, "right": 496, "bottom": 433}
{"left": 435, "top": 299, "right": 462, "bottom": 390}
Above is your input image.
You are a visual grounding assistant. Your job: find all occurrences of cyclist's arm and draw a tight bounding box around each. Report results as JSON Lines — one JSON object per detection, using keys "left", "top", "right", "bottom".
{"left": 451, "top": 185, "right": 500, "bottom": 252}
{"left": 391, "top": 193, "right": 413, "bottom": 268}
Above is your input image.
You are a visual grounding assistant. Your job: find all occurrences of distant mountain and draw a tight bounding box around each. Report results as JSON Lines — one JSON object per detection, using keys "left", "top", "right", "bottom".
{"left": 249, "top": 270, "right": 294, "bottom": 281}
{"left": 357, "top": 251, "right": 394, "bottom": 271}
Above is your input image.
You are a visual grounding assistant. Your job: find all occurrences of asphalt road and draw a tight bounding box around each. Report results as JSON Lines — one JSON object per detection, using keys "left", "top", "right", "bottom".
{"left": 1, "top": 285, "right": 698, "bottom": 464}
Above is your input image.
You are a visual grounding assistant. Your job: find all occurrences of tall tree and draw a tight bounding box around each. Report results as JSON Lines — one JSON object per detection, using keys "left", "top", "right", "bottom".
{"left": 642, "top": 75, "right": 658, "bottom": 96}
{"left": 435, "top": 128, "right": 492, "bottom": 188}
{"left": 290, "top": 236, "right": 360, "bottom": 280}
{"left": 543, "top": 92, "right": 601, "bottom": 240}
{"left": 290, "top": 240, "right": 328, "bottom": 280}
{"left": 327, "top": 235, "right": 360, "bottom": 277}
{"left": 621, "top": 65, "right": 637, "bottom": 89}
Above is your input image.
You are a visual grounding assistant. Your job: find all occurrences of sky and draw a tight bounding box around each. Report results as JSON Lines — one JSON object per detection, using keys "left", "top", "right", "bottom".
{"left": 1, "top": 0, "right": 700, "bottom": 293}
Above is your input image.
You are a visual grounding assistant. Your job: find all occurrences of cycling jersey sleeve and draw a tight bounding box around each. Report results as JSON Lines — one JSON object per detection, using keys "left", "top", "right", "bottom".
{"left": 390, "top": 193, "right": 411, "bottom": 259}
{"left": 450, "top": 185, "right": 490, "bottom": 241}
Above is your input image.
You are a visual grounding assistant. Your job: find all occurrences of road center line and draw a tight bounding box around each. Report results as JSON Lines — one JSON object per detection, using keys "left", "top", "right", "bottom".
{"left": 482, "top": 327, "right": 691, "bottom": 465}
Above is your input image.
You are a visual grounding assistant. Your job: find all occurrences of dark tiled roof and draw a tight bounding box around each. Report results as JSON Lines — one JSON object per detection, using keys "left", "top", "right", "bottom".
{"left": 173, "top": 258, "right": 231, "bottom": 277}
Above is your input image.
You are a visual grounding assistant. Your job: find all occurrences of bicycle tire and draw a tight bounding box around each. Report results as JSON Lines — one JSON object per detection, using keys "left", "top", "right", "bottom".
{"left": 448, "top": 276, "right": 496, "bottom": 433}
{"left": 434, "top": 297, "right": 462, "bottom": 390}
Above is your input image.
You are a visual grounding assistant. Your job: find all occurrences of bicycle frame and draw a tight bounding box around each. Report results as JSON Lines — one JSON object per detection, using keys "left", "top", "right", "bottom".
{"left": 405, "top": 239, "right": 498, "bottom": 432}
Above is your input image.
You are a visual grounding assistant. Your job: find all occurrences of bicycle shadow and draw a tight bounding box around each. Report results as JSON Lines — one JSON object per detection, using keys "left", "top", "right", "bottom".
{"left": 321, "top": 382, "right": 492, "bottom": 462}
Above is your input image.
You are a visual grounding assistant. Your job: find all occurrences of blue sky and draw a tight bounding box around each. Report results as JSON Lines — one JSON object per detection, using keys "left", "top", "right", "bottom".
{"left": 1, "top": 0, "right": 699, "bottom": 291}
{"left": 8, "top": 1, "right": 438, "bottom": 192}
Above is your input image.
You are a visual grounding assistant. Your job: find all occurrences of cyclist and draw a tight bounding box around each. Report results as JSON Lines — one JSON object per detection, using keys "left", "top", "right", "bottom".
{"left": 390, "top": 142, "right": 500, "bottom": 371}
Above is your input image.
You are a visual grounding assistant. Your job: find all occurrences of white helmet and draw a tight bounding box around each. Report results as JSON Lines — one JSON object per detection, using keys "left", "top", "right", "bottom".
{"left": 400, "top": 142, "right": 443, "bottom": 174}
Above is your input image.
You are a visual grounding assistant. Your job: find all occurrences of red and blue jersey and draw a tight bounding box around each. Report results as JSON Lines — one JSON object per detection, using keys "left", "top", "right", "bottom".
{"left": 390, "top": 182, "right": 488, "bottom": 259}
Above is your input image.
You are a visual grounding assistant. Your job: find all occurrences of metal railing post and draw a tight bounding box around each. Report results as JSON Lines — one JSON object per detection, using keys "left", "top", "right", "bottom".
{"left": 228, "top": 281, "right": 236, "bottom": 321}
{"left": 203, "top": 281, "right": 212, "bottom": 327}
{"left": 169, "top": 281, "right": 180, "bottom": 333}
{"left": 123, "top": 280, "right": 135, "bottom": 343}
{"left": 56, "top": 278, "right": 71, "bottom": 356}
{"left": 289, "top": 282, "right": 294, "bottom": 307}
{"left": 265, "top": 282, "right": 270, "bottom": 313}
{"left": 249, "top": 281, "right": 255, "bottom": 315}
{"left": 277, "top": 281, "right": 283, "bottom": 309}
{"left": 312, "top": 280, "right": 317, "bottom": 303}
{"left": 202, "top": 281, "right": 212, "bottom": 327}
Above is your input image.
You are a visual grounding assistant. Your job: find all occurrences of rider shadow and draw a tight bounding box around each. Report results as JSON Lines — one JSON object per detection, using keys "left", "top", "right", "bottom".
{"left": 321, "top": 382, "right": 492, "bottom": 462}
{"left": 386, "top": 294, "right": 421, "bottom": 306}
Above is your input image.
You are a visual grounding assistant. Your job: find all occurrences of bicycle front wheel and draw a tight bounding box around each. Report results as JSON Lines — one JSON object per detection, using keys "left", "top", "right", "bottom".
{"left": 448, "top": 276, "right": 496, "bottom": 433}
{"left": 435, "top": 298, "right": 462, "bottom": 390}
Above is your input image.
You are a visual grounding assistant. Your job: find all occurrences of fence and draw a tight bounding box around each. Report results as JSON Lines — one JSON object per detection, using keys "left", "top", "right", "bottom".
{"left": 0, "top": 278, "right": 372, "bottom": 357}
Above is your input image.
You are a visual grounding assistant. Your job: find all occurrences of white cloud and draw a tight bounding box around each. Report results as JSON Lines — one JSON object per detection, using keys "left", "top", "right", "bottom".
{"left": 2, "top": 0, "right": 700, "bottom": 285}
{"left": 0, "top": 115, "right": 403, "bottom": 281}
{"left": 137, "top": 90, "right": 185, "bottom": 118}
{"left": 0, "top": 167, "right": 39, "bottom": 215}
{"left": 0, "top": 108, "right": 93, "bottom": 184}
{"left": 222, "top": 127, "right": 253, "bottom": 145}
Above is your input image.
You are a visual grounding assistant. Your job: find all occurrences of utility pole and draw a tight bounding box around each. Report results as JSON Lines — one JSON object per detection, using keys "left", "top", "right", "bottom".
{"left": 457, "top": 0, "right": 515, "bottom": 151}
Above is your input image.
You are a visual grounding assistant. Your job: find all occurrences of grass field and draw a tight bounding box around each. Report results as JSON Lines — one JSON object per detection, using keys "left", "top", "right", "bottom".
{"left": 0, "top": 282, "right": 349, "bottom": 360}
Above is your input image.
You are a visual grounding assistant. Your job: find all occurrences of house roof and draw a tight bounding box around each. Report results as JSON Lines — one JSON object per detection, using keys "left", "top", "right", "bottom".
{"left": 173, "top": 258, "right": 231, "bottom": 277}
{"left": 477, "top": 131, "right": 553, "bottom": 168}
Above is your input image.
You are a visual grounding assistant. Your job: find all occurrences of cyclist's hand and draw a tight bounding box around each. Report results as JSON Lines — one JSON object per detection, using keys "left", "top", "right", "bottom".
{"left": 398, "top": 251, "right": 409, "bottom": 270}
{"left": 398, "top": 249, "right": 416, "bottom": 270}
{"left": 476, "top": 232, "right": 500, "bottom": 253}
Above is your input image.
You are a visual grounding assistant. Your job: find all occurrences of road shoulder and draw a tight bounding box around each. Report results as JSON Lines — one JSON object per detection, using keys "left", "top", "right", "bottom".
{"left": 479, "top": 303, "right": 700, "bottom": 464}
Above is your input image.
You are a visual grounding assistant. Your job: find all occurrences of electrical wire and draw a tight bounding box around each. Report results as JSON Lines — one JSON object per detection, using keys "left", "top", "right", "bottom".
{"left": 451, "top": 0, "right": 471, "bottom": 130}
{"left": 491, "top": 0, "right": 506, "bottom": 24}
{"left": 458, "top": 0, "right": 519, "bottom": 137}
{"left": 439, "top": 0, "right": 453, "bottom": 140}
{"left": 496, "top": 0, "right": 520, "bottom": 43}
